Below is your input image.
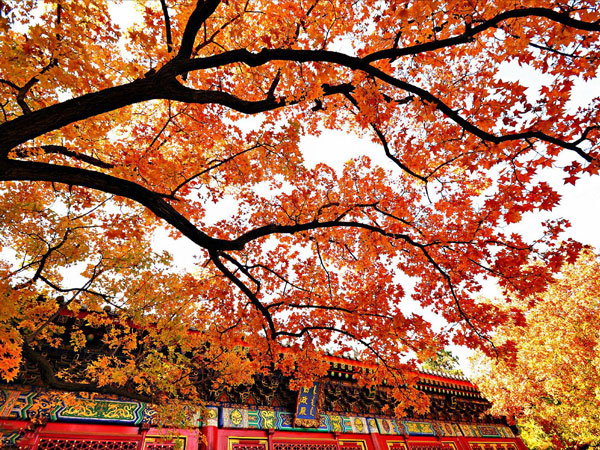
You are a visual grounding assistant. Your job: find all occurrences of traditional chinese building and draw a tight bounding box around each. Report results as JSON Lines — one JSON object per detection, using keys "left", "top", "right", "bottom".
{"left": 1, "top": 355, "right": 526, "bottom": 450}
{"left": 1, "top": 306, "right": 526, "bottom": 449}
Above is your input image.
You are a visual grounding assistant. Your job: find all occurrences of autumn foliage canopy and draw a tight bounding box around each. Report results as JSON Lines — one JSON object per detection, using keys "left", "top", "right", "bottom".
{"left": 0, "top": 0, "right": 599, "bottom": 416}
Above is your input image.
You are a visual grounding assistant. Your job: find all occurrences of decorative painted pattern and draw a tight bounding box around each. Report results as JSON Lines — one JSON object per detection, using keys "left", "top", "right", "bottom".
{"left": 249, "top": 409, "right": 279, "bottom": 429}
{"left": 350, "top": 417, "right": 369, "bottom": 433}
{"left": 436, "top": 422, "right": 462, "bottom": 437}
{"left": 225, "top": 408, "right": 249, "bottom": 428}
{"left": 367, "top": 418, "right": 378, "bottom": 434}
{"left": 461, "top": 424, "right": 479, "bottom": 437}
{"left": 0, "top": 389, "right": 20, "bottom": 417}
{"left": 478, "top": 425, "right": 502, "bottom": 438}
{"left": 1, "top": 430, "right": 22, "bottom": 447}
{"left": 0, "top": 388, "right": 152, "bottom": 425}
{"left": 376, "top": 418, "right": 400, "bottom": 435}
{"left": 204, "top": 406, "right": 219, "bottom": 427}
{"left": 11, "top": 390, "right": 50, "bottom": 419}
{"left": 402, "top": 421, "right": 436, "bottom": 436}
{"left": 328, "top": 414, "right": 343, "bottom": 432}
{"left": 219, "top": 406, "right": 515, "bottom": 439}
{"left": 221, "top": 407, "right": 371, "bottom": 433}
{"left": 58, "top": 399, "right": 144, "bottom": 422}
{"left": 460, "top": 425, "right": 515, "bottom": 439}
{"left": 1, "top": 387, "right": 516, "bottom": 444}
{"left": 378, "top": 418, "right": 450, "bottom": 436}
{"left": 497, "top": 427, "right": 515, "bottom": 438}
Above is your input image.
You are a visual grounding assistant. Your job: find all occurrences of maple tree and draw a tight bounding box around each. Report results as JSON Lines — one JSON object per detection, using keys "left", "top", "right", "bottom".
{"left": 472, "top": 250, "right": 600, "bottom": 449}
{"left": 0, "top": 0, "right": 599, "bottom": 417}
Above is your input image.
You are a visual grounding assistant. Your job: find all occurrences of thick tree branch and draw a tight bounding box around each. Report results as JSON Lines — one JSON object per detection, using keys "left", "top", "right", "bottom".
{"left": 159, "top": 0, "right": 173, "bottom": 53}
{"left": 0, "top": 158, "right": 227, "bottom": 251}
{"left": 14, "top": 145, "right": 114, "bottom": 169}
{"left": 182, "top": 49, "right": 595, "bottom": 161}
{"left": 0, "top": 70, "right": 352, "bottom": 157}
{"left": 160, "top": 79, "right": 353, "bottom": 115}
{"left": 178, "top": 0, "right": 222, "bottom": 59}
{"left": 0, "top": 77, "right": 158, "bottom": 156}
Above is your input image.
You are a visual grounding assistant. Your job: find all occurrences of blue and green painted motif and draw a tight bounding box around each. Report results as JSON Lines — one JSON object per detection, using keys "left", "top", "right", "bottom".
{"left": 0, "top": 388, "right": 153, "bottom": 425}
{"left": 0, "top": 387, "right": 515, "bottom": 441}
{"left": 401, "top": 421, "right": 436, "bottom": 436}
{"left": 221, "top": 407, "right": 370, "bottom": 434}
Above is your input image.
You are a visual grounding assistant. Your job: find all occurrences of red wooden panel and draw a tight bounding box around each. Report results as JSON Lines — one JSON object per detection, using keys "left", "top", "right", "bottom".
{"left": 37, "top": 438, "right": 140, "bottom": 450}
{"left": 273, "top": 442, "right": 337, "bottom": 450}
